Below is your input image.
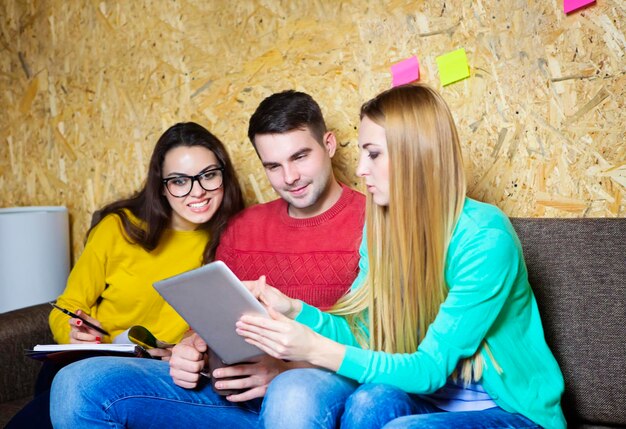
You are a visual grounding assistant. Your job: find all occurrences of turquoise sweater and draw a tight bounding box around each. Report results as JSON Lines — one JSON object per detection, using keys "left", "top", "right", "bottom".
{"left": 296, "top": 198, "right": 566, "bottom": 429}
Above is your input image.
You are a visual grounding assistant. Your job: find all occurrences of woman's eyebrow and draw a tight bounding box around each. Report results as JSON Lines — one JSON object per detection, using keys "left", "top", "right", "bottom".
{"left": 164, "top": 164, "right": 220, "bottom": 177}
{"left": 198, "top": 164, "right": 221, "bottom": 173}
{"left": 360, "top": 142, "right": 379, "bottom": 149}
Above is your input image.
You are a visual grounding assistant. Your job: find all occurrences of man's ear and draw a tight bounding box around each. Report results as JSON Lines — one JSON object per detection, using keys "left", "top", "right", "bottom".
{"left": 323, "top": 131, "right": 338, "bottom": 158}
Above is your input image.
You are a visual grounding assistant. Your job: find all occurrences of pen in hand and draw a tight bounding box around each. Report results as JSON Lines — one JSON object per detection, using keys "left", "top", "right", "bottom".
{"left": 49, "top": 302, "right": 110, "bottom": 336}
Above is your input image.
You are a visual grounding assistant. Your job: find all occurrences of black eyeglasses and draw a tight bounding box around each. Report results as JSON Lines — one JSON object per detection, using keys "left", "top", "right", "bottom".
{"left": 162, "top": 167, "right": 224, "bottom": 198}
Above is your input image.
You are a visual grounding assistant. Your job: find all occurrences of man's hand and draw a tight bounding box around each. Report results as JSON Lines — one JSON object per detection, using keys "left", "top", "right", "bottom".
{"left": 169, "top": 333, "right": 208, "bottom": 389}
{"left": 213, "top": 355, "right": 290, "bottom": 402}
{"left": 147, "top": 346, "right": 173, "bottom": 361}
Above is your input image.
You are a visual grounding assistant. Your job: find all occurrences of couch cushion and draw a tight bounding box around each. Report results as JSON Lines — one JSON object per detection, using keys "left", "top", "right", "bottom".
{"left": 510, "top": 218, "right": 626, "bottom": 428}
{"left": 0, "top": 303, "right": 52, "bottom": 403}
{"left": 0, "top": 396, "right": 31, "bottom": 427}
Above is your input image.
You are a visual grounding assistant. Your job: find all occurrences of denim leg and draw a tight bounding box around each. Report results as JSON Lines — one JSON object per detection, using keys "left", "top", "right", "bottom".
{"left": 340, "top": 383, "right": 440, "bottom": 429}
{"left": 382, "top": 407, "right": 541, "bottom": 429}
{"left": 260, "top": 368, "right": 359, "bottom": 429}
{"left": 50, "top": 356, "right": 261, "bottom": 429}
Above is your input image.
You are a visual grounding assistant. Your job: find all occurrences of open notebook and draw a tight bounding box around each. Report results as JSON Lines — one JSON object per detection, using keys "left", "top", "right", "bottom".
{"left": 25, "top": 343, "right": 151, "bottom": 363}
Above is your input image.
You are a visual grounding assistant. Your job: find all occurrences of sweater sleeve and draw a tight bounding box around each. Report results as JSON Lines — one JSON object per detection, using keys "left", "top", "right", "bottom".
{"left": 49, "top": 218, "right": 113, "bottom": 344}
{"left": 335, "top": 228, "right": 522, "bottom": 394}
{"left": 296, "top": 302, "right": 360, "bottom": 347}
{"left": 294, "top": 231, "right": 368, "bottom": 347}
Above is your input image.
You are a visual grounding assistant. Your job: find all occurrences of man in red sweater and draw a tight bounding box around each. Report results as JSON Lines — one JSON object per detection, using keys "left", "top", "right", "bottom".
{"left": 216, "top": 90, "right": 364, "bottom": 310}
{"left": 170, "top": 91, "right": 365, "bottom": 401}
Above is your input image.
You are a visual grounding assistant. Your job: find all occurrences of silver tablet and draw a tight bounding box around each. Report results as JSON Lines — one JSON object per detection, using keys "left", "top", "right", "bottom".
{"left": 153, "top": 260, "right": 268, "bottom": 364}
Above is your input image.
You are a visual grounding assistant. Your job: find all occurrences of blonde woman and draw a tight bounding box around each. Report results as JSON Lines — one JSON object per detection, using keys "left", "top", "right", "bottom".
{"left": 237, "top": 84, "right": 566, "bottom": 429}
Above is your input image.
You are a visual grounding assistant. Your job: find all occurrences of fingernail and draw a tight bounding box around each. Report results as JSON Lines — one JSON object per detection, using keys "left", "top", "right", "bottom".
{"left": 96, "top": 336, "right": 101, "bottom": 342}
{"left": 76, "top": 320, "right": 82, "bottom": 326}
{"left": 96, "top": 340, "right": 101, "bottom": 344}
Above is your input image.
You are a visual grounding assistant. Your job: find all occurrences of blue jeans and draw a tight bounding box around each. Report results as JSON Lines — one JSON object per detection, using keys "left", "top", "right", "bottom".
{"left": 50, "top": 360, "right": 540, "bottom": 429}
{"left": 346, "top": 384, "right": 540, "bottom": 429}
{"left": 49, "top": 358, "right": 356, "bottom": 429}
{"left": 50, "top": 356, "right": 262, "bottom": 428}
{"left": 262, "top": 370, "right": 541, "bottom": 429}
{"left": 260, "top": 368, "right": 359, "bottom": 428}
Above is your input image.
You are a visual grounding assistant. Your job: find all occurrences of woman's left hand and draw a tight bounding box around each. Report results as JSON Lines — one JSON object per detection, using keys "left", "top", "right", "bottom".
{"left": 236, "top": 308, "right": 345, "bottom": 370}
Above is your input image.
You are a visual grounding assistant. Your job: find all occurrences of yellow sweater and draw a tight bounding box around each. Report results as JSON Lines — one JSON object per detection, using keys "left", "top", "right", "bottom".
{"left": 49, "top": 213, "right": 209, "bottom": 344}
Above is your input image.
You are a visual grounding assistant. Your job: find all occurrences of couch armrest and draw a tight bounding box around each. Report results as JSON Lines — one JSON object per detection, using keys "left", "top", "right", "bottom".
{"left": 0, "top": 303, "right": 54, "bottom": 402}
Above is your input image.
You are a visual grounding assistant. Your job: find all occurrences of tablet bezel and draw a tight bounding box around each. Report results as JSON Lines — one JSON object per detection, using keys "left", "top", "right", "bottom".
{"left": 153, "top": 260, "right": 268, "bottom": 364}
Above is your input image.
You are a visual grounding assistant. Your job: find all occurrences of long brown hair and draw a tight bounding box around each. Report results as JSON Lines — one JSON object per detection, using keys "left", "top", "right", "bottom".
{"left": 332, "top": 84, "right": 486, "bottom": 380}
{"left": 90, "top": 122, "right": 244, "bottom": 263}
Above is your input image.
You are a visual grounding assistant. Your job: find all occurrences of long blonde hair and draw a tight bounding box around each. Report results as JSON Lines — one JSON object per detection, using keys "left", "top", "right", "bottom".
{"left": 332, "top": 84, "right": 486, "bottom": 382}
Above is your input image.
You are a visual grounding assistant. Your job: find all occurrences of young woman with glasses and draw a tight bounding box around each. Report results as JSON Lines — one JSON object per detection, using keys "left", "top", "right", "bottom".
{"left": 50, "top": 121, "right": 244, "bottom": 352}
{"left": 6, "top": 122, "right": 244, "bottom": 429}
{"left": 236, "top": 85, "right": 566, "bottom": 429}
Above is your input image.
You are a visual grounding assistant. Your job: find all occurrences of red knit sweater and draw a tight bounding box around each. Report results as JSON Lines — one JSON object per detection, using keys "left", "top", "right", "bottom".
{"left": 215, "top": 184, "right": 365, "bottom": 309}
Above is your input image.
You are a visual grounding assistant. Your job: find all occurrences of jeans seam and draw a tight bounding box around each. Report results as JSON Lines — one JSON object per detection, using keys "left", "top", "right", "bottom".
{"left": 321, "top": 400, "right": 347, "bottom": 428}
{"left": 103, "top": 394, "right": 261, "bottom": 414}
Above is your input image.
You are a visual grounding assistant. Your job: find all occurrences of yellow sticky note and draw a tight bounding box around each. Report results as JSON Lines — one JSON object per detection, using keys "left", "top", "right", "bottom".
{"left": 436, "top": 48, "right": 470, "bottom": 86}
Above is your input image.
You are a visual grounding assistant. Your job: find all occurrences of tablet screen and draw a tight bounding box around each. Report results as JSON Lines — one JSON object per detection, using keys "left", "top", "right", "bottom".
{"left": 154, "top": 260, "right": 268, "bottom": 364}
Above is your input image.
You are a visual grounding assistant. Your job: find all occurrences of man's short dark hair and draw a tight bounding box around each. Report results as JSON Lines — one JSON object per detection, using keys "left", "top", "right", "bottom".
{"left": 247, "top": 90, "right": 327, "bottom": 148}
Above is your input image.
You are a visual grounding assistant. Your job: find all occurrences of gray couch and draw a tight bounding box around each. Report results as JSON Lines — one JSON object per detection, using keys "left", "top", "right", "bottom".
{"left": 0, "top": 302, "right": 53, "bottom": 427}
{"left": 509, "top": 218, "right": 625, "bottom": 428}
{"left": 0, "top": 218, "right": 624, "bottom": 428}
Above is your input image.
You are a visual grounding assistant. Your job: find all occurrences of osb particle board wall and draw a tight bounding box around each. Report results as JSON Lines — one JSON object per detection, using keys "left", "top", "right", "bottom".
{"left": 1, "top": 0, "right": 625, "bottom": 261}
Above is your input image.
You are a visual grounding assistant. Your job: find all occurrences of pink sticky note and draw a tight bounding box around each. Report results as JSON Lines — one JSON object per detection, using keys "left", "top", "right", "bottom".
{"left": 564, "top": 0, "right": 596, "bottom": 14}
{"left": 390, "top": 56, "right": 419, "bottom": 87}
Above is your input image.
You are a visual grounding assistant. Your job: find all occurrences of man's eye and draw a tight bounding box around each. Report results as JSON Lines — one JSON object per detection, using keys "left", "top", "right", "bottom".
{"left": 266, "top": 165, "right": 279, "bottom": 171}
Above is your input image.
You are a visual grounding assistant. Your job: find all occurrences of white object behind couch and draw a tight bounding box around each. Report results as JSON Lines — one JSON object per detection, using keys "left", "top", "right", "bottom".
{"left": 0, "top": 206, "right": 70, "bottom": 313}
